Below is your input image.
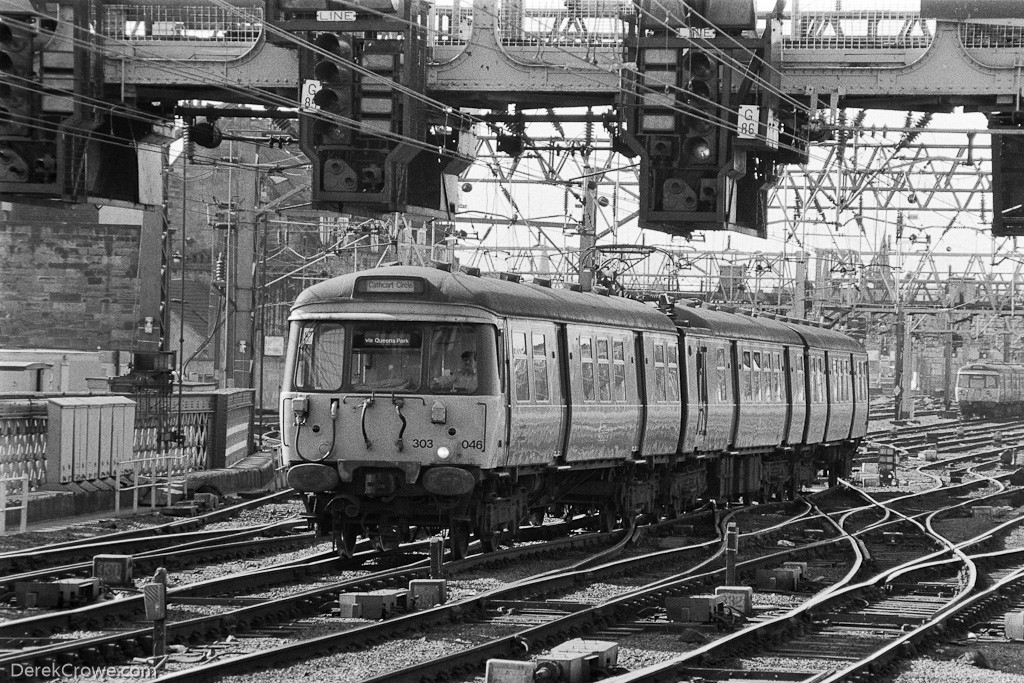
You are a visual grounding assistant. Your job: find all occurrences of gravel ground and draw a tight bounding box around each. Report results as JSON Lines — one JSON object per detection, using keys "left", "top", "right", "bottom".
{"left": 0, "top": 540, "right": 344, "bottom": 624}
{"left": 885, "top": 645, "right": 1024, "bottom": 682}
{"left": 0, "top": 497, "right": 306, "bottom": 555}
{"left": 1002, "top": 524, "right": 1024, "bottom": 549}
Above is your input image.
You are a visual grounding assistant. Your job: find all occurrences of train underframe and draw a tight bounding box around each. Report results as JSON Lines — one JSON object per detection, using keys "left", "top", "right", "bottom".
{"left": 301, "top": 441, "right": 857, "bottom": 558}
{"left": 960, "top": 400, "right": 1023, "bottom": 420}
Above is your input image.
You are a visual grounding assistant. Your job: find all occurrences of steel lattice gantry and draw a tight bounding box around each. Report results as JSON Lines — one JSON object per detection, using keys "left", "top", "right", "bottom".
{"left": 7, "top": 0, "right": 1024, "bottom": 236}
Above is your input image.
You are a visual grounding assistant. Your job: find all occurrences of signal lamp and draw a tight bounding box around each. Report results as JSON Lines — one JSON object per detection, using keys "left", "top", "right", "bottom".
{"left": 683, "top": 137, "right": 712, "bottom": 162}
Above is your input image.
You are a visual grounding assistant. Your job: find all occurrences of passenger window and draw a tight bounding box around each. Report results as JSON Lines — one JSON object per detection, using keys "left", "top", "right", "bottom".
{"left": 666, "top": 343, "right": 680, "bottom": 402}
{"left": 612, "top": 339, "right": 626, "bottom": 402}
{"left": 597, "top": 338, "right": 611, "bottom": 401}
{"left": 716, "top": 348, "right": 728, "bottom": 402}
{"left": 774, "top": 353, "right": 782, "bottom": 400}
{"left": 752, "top": 352, "right": 762, "bottom": 401}
{"left": 513, "top": 330, "right": 530, "bottom": 401}
{"left": 654, "top": 344, "right": 666, "bottom": 402}
{"left": 580, "top": 336, "right": 595, "bottom": 401}
{"left": 533, "top": 333, "right": 549, "bottom": 402}
{"left": 720, "top": 350, "right": 729, "bottom": 403}
{"left": 741, "top": 350, "right": 752, "bottom": 400}
{"left": 793, "top": 354, "right": 804, "bottom": 402}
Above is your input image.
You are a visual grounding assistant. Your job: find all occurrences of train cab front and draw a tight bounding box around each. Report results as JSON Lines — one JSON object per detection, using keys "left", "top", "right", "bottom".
{"left": 955, "top": 368, "right": 999, "bottom": 418}
{"left": 280, "top": 316, "right": 503, "bottom": 555}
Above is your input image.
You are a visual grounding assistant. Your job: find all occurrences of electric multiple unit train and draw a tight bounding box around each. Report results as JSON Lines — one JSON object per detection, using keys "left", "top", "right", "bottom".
{"left": 956, "top": 361, "right": 1024, "bottom": 419}
{"left": 281, "top": 266, "right": 869, "bottom": 557}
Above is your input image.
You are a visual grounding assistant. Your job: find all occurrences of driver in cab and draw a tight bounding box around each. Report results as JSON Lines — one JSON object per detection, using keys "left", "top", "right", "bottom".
{"left": 432, "top": 350, "right": 478, "bottom": 392}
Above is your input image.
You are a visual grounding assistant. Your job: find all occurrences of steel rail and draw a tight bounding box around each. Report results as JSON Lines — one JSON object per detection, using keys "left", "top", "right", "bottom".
{"left": 151, "top": 508, "right": 853, "bottom": 681}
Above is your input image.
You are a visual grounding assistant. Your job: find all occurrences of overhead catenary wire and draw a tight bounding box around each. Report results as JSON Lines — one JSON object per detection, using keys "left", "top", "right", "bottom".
{"left": 2, "top": 1, "right": 991, "bottom": 259}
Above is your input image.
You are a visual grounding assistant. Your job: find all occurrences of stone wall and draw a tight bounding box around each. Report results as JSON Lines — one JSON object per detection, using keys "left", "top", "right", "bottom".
{"left": 0, "top": 205, "right": 144, "bottom": 350}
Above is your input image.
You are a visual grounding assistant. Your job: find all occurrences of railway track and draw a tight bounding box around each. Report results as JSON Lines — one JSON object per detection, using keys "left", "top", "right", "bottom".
{"left": 142, "top": 504, "right": 834, "bottom": 681}
{"left": 131, "top": 473, "right": 1024, "bottom": 680}
{"left": 555, "top": 478, "right": 1024, "bottom": 683}
{"left": 0, "top": 516, "right": 619, "bottom": 669}
{"left": 4, "top": 454, "right": 1020, "bottom": 683}
{"left": 0, "top": 518, "right": 313, "bottom": 596}
{"left": 0, "top": 489, "right": 300, "bottom": 575}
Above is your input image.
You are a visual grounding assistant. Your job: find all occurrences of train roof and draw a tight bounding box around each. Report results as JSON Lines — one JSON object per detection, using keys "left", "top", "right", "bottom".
{"left": 669, "top": 306, "right": 804, "bottom": 344}
{"left": 292, "top": 266, "right": 677, "bottom": 332}
{"left": 668, "top": 306, "right": 863, "bottom": 354}
{"left": 958, "top": 362, "right": 1024, "bottom": 373}
{"left": 779, "top": 320, "right": 866, "bottom": 354}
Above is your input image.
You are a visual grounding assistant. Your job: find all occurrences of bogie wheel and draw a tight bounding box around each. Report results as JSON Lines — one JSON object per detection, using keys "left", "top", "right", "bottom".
{"left": 479, "top": 533, "right": 498, "bottom": 553}
{"left": 337, "top": 524, "right": 359, "bottom": 558}
{"left": 449, "top": 521, "right": 471, "bottom": 560}
{"left": 599, "top": 507, "right": 618, "bottom": 533}
{"left": 480, "top": 525, "right": 510, "bottom": 553}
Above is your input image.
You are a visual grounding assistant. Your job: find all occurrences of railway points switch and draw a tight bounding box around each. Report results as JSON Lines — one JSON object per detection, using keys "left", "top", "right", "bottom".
{"left": 973, "top": 506, "right": 1010, "bottom": 519}
{"left": 783, "top": 561, "right": 808, "bottom": 578}
{"left": 755, "top": 568, "right": 799, "bottom": 591}
{"left": 535, "top": 651, "right": 588, "bottom": 683}
{"left": 408, "top": 579, "right": 447, "bottom": 609}
{"left": 550, "top": 638, "right": 619, "bottom": 670}
{"left": 337, "top": 589, "right": 408, "bottom": 618}
{"left": 15, "top": 578, "right": 102, "bottom": 608}
{"left": 485, "top": 660, "right": 536, "bottom": 683}
{"left": 666, "top": 594, "right": 724, "bottom": 623}
{"left": 1005, "top": 612, "right": 1024, "bottom": 640}
{"left": 93, "top": 554, "right": 134, "bottom": 587}
{"left": 714, "top": 586, "right": 753, "bottom": 616}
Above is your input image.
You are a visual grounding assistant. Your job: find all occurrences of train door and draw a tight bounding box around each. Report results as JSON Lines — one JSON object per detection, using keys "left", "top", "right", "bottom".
{"left": 506, "top": 322, "right": 565, "bottom": 467}
{"left": 695, "top": 345, "right": 709, "bottom": 436}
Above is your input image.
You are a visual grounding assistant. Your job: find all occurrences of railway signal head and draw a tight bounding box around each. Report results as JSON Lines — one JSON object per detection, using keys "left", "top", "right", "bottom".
{"left": 309, "top": 32, "right": 355, "bottom": 146}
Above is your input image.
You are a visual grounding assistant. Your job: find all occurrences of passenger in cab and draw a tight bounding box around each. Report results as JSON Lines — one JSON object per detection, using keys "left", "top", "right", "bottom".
{"left": 432, "top": 350, "right": 478, "bottom": 392}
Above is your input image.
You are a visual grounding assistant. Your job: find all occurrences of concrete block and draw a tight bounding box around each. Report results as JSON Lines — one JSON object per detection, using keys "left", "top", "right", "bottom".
{"left": 755, "top": 568, "right": 799, "bottom": 591}
{"left": 192, "top": 492, "right": 219, "bottom": 510}
{"left": 974, "top": 506, "right": 1009, "bottom": 519}
{"left": 338, "top": 589, "right": 407, "bottom": 619}
{"left": 408, "top": 579, "right": 447, "bottom": 609}
{"left": 15, "top": 582, "right": 61, "bottom": 608}
{"left": 714, "top": 586, "right": 753, "bottom": 616}
{"left": 782, "top": 561, "right": 808, "bottom": 578}
{"left": 1006, "top": 612, "right": 1024, "bottom": 641}
{"left": 551, "top": 639, "right": 618, "bottom": 670}
{"left": 337, "top": 600, "right": 362, "bottom": 618}
{"left": 485, "top": 660, "right": 535, "bottom": 683}
{"left": 665, "top": 594, "right": 723, "bottom": 623}
{"left": 538, "top": 651, "right": 588, "bottom": 683}
{"left": 93, "top": 555, "right": 133, "bottom": 587}
{"left": 58, "top": 578, "right": 101, "bottom": 606}
{"left": 15, "top": 578, "right": 99, "bottom": 608}
{"left": 882, "top": 531, "right": 904, "bottom": 544}
{"left": 803, "top": 528, "right": 825, "bottom": 540}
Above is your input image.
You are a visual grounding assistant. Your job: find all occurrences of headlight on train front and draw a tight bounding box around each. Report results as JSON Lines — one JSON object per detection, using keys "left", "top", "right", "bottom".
{"left": 436, "top": 446, "right": 451, "bottom": 460}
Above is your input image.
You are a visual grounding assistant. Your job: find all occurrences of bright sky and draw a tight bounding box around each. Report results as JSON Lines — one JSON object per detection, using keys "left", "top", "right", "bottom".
{"left": 455, "top": 0, "right": 1016, "bottom": 282}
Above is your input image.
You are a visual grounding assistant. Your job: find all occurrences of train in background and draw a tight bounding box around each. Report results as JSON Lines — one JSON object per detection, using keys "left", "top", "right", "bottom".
{"left": 955, "top": 361, "right": 1024, "bottom": 419}
{"left": 280, "top": 266, "right": 869, "bottom": 557}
